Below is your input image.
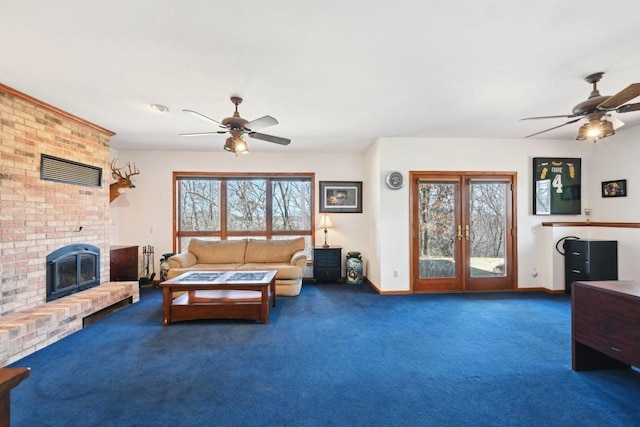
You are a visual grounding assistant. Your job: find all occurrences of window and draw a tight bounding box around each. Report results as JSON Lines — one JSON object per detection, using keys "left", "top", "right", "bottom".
{"left": 174, "top": 173, "right": 314, "bottom": 257}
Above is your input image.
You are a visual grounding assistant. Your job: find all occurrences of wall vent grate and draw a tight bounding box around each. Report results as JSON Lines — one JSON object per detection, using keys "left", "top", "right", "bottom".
{"left": 40, "top": 154, "right": 102, "bottom": 187}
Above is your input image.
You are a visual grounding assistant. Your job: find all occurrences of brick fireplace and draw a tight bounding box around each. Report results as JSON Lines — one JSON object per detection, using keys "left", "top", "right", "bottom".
{"left": 0, "top": 83, "right": 138, "bottom": 366}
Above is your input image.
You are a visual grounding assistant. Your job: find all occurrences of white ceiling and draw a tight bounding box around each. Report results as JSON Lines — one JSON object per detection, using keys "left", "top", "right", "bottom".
{"left": 2, "top": 1, "right": 640, "bottom": 153}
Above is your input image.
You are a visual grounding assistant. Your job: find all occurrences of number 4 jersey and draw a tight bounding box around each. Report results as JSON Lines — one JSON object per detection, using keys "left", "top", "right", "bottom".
{"left": 535, "top": 159, "right": 580, "bottom": 215}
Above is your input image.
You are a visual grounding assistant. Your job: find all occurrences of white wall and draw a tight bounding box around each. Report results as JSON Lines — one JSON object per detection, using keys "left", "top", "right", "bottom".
{"left": 587, "top": 125, "right": 640, "bottom": 222}
{"left": 363, "top": 140, "right": 382, "bottom": 287}
{"left": 109, "top": 151, "right": 369, "bottom": 277}
{"left": 112, "top": 127, "right": 640, "bottom": 292}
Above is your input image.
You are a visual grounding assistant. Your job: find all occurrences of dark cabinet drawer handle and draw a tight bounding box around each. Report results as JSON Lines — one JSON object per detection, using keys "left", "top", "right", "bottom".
{"left": 572, "top": 269, "right": 581, "bottom": 274}
{"left": 112, "top": 260, "right": 119, "bottom": 264}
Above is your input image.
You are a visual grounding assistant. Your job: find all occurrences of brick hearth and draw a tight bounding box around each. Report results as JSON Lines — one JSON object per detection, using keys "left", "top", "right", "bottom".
{"left": 0, "top": 282, "right": 139, "bottom": 367}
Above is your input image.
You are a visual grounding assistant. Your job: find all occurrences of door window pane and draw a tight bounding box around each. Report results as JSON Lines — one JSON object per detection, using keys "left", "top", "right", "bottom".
{"left": 418, "top": 181, "right": 458, "bottom": 278}
{"left": 469, "top": 181, "right": 507, "bottom": 278}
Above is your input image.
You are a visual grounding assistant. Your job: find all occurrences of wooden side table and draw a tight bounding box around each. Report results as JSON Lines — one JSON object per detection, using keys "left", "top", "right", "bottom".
{"left": 313, "top": 246, "right": 342, "bottom": 282}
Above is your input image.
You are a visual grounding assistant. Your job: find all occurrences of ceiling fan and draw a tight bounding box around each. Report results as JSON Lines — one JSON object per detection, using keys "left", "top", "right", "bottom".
{"left": 521, "top": 72, "right": 640, "bottom": 141}
{"left": 180, "top": 96, "right": 291, "bottom": 154}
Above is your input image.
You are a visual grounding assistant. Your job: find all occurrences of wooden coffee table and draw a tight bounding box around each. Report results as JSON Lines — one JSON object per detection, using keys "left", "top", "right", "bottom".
{"left": 160, "top": 270, "right": 277, "bottom": 325}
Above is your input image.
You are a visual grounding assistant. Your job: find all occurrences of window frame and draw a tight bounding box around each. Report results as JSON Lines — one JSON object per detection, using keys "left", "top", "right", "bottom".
{"left": 173, "top": 171, "right": 315, "bottom": 253}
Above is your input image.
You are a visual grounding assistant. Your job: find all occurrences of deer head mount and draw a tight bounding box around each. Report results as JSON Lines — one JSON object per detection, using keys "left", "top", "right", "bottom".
{"left": 109, "top": 159, "right": 140, "bottom": 202}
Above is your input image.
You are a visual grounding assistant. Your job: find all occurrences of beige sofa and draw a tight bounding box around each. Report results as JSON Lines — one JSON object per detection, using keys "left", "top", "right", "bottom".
{"left": 167, "top": 238, "right": 307, "bottom": 296}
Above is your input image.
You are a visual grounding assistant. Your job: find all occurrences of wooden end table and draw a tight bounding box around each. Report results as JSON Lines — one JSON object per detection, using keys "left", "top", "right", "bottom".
{"left": 160, "top": 270, "right": 277, "bottom": 325}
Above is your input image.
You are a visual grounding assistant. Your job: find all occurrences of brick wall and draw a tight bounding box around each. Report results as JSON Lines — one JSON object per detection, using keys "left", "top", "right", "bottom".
{"left": 0, "top": 83, "right": 115, "bottom": 316}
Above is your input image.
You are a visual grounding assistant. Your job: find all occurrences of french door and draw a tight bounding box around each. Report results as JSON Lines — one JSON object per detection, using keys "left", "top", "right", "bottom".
{"left": 410, "top": 172, "right": 517, "bottom": 292}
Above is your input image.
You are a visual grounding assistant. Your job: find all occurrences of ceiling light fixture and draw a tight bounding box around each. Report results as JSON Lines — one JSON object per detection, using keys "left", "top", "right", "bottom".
{"left": 234, "top": 138, "right": 249, "bottom": 154}
{"left": 150, "top": 104, "right": 169, "bottom": 113}
{"left": 576, "top": 118, "right": 615, "bottom": 142}
{"left": 223, "top": 136, "right": 250, "bottom": 155}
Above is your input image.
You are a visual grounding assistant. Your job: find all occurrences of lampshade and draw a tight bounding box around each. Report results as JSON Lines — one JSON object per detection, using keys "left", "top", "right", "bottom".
{"left": 224, "top": 137, "right": 234, "bottom": 152}
{"left": 319, "top": 214, "right": 333, "bottom": 229}
{"left": 234, "top": 137, "right": 249, "bottom": 154}
{"left": 600, "top": 120, "right": 615, "bottom": 137}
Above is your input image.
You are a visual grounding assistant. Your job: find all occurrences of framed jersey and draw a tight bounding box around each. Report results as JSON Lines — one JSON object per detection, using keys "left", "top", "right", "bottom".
{"left": 533, "top": 157, "right": 581, "bottom": 215}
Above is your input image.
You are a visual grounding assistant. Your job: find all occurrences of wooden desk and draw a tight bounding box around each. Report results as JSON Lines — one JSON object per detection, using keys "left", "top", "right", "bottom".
{"left": 572, "top": 280, "right": 640, "bottom": 371}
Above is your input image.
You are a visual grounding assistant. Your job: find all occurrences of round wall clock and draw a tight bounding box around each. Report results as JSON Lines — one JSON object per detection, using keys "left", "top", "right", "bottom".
{"left": 385, "top": 171, "right": 404, "bottom": 190}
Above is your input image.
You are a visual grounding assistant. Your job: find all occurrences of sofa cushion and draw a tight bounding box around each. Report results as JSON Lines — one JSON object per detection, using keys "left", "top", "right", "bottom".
{"left": 187, "top": 263, "right": 242, "bottom": 271}
{"left": 244, "top": 238, "right": 305, "bottom": 263}
{"left": 188, "top": 239, "right": 247, "bottom": 264}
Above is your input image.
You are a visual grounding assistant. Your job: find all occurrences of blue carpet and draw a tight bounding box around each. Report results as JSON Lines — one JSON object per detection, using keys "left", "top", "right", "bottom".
{"left": 9, "top": 283, "right": 640, "bottom": 426}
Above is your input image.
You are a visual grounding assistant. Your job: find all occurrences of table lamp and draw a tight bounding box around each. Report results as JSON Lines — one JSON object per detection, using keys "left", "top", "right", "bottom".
{"left": 319, "top": 214, "right": 333, "bottom": 248}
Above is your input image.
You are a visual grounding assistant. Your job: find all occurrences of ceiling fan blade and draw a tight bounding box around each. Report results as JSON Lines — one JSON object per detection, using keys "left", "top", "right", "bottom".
{"left": 616, "top": 102, "right": 640, "bottom": 114}
{"left": 244, "top": 115, "right": 278, "bottom": 131}
{"left": 597, "top": 83, "right": 640, "bottom": 109}
{"left": 248, "top": 132, "right": 291, "bottom": 145}
{"left": 183, "top": 109, "right": 226, "bottom": 128}
{"left": 520, "top": 114, "right": 576, "bottom": 121}
{"left": 524, "top": 118, "right": 582, "bottom": 138}
{"left": 179, "top": 131, "right": 227, "bottom": 137}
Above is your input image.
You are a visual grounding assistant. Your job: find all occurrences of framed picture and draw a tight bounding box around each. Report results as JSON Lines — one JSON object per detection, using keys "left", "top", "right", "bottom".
{"left": 533, "top": 157, "right": 581, "bottom": 215}
{"left": 601, "top": 179, "right": 627, "bottom": 198}
{"left": 319, "top": 181, "right": 363, "bottom": 213}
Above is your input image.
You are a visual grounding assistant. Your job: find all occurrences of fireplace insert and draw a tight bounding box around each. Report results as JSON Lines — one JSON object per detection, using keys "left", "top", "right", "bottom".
{"left": 46, "top": 244, "right": 100, "bottom": 302}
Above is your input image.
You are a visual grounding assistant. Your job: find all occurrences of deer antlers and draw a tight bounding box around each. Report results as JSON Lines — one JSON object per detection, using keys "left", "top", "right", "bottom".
{"left": 109, "top": 159, "right": 140, "bottom": 202}
{"left": 110, "top": 159, "right": 140, "bottom": 180}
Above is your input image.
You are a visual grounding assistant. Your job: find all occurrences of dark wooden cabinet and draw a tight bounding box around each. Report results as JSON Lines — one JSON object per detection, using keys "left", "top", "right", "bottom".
{"left": 572, "top": 280, "right": 640, "bottom": 371}
{"left": 564, "top": 239, "right": 617, "bottom": 294}
{"left": 110, "top": 245, "right": 139, "bottom": 281}
{"left": 313, "top": 246, "right": 342, "bottom": 282}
